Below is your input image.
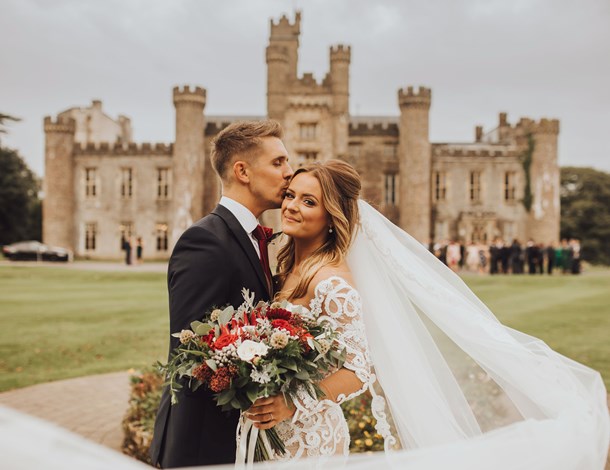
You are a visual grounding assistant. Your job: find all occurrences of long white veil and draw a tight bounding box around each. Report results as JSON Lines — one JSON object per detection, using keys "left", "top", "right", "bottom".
{"left": 339, "top": 199, "right": 608, "bottom": 469}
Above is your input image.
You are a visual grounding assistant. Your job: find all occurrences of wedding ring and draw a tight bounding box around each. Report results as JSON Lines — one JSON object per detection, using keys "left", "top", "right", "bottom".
{"left": 270, "top": 413, "right": 274, "bottom": 421}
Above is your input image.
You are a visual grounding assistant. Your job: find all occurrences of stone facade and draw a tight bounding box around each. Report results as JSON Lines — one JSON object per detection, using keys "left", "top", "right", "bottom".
{"left": 43, "top": 12, "right": 560, "bottom": 259}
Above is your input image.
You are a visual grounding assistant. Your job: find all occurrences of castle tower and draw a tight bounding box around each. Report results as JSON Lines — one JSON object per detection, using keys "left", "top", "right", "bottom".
{"left": 43, "top": 116, "right": 76, "bottom": 251}
{"left": 266, "top": 12, "right": 301, "bottom": 120}
{"left": 398, "top": 86, "right": 432, "bottom": 243}
{"left": 329, "top": 45, "right": 351, "bottom": 159}
{"left": 525, "top": 119, "right": 560, "bottom": 243}
{"left": 172, "top": 85, "right": 206, "bottom": 243}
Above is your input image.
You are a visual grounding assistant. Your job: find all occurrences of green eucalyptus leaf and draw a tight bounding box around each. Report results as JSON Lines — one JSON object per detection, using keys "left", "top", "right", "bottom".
{"left": 194, "top": 323, "right": 213, "bottom": 336}
{"left": 219, "top": 306, "right": 234, "bottom": 325}
{"left": 206, "top": 359, "right": 218, "bottom": 371}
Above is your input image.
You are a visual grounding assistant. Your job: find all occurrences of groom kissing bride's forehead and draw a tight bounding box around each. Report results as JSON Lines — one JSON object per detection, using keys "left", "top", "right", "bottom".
{"left": 150, "top": 120, "right": 293, "bottom": 468}
{"left": 150, "top": 119, "right": 609, "bottom": 470}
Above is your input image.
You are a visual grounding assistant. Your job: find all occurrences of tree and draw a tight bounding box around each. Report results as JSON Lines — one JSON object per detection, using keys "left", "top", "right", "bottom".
{"left": 0, "top": 113, "right": 42, "bottom": 246}
{"left": 561, "top": 167, "right": 610, "bottom": 265}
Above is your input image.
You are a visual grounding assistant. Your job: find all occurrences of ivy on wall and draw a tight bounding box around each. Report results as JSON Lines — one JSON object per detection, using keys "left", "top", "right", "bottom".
{"left": 520, "top": 134, "right": 535, "bottom": 212}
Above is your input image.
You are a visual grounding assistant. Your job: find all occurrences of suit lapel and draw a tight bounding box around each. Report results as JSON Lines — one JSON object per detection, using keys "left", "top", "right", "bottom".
{"left": 211, "top": 205, "right": 271, "bottom": 298}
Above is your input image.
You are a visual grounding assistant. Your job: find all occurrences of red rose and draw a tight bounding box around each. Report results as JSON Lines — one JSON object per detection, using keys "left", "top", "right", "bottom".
{"left": 214, "top": 333, "right": 238, "bottom": 350}
{"left": 271, "top": 319, "right": 296, "bottom": 334}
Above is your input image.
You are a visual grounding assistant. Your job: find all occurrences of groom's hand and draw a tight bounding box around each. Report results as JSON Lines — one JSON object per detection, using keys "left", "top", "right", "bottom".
{"left": 246, "top": 395, "right": 295, "bottom": 430}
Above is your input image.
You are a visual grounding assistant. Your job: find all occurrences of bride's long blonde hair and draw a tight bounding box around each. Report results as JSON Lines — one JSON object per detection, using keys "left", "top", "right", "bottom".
{"left": 276, "top": 159, "right": 361, "bottom": 301}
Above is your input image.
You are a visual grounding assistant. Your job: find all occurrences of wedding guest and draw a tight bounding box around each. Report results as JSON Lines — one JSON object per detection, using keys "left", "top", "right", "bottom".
{"left": 447, "top": 240, "right": 461, "bottom": 272}
{"left": 500, "top": 241, "right": 510, "bottom": 274}
{"left": 545, "top": 242, "right": 556, "bottom": 274}
{"left": 561, "top": 239, "right": 572, "bottom": 274}
{"left": 510, "top": 239, "right": 523, "bottom": 274}
{"left": 136, "top": 237, "right": 144, "bottom": 264}
{"left": 570, "top": 238, "right": 582, "bottom": 274}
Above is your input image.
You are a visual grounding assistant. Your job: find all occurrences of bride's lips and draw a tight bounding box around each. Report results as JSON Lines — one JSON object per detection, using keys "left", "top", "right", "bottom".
{"left": 282, "top": 214, "right": 300, "bottom": 223}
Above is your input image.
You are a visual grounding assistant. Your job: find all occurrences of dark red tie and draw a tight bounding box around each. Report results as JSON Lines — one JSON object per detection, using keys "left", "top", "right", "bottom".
{"left": 252, "top": 224, "right": 274, "bottom": 295}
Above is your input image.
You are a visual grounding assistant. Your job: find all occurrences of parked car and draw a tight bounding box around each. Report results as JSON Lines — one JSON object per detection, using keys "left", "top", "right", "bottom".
{"left": 2, "top": 241, "right": 72, "bottom": 262}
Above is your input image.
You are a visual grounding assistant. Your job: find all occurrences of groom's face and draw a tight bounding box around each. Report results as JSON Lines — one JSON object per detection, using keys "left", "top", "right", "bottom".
{"left": 247, "top": 137, "right": 293, "bottom": 210}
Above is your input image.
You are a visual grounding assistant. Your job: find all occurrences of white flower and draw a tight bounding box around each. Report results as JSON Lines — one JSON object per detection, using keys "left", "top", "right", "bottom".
{"left": 179, "top": 329, "right": 195, "bottom": 344}
{"left": 236, "top": 340, "right": 269, "bottom": 362}
{"left": 250, "top": 364, "right": 272, "bottom": 384}
{"left": 270, "top": 330, "right": 289, "bottom": 349}
{"left": 210, "top": 309, "right": 222, "bottom": 322}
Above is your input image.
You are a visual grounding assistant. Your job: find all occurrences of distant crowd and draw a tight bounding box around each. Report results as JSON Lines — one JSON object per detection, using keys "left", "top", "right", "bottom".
{"left": 432, "top": 238, "right": 582, "bottom": 275}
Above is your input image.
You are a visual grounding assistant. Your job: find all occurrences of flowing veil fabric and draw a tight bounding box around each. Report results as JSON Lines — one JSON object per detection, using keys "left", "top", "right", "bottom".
{"left": 241, "top": 200, "right": 608, "bottom": 470}
{"left": 338, "top": 200, "right": 608, "bottom": 469}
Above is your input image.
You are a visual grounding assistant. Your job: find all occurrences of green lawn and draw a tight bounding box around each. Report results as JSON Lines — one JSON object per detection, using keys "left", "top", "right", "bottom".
{"left": 0, "top": 265, "right": 608, "bottom": 392}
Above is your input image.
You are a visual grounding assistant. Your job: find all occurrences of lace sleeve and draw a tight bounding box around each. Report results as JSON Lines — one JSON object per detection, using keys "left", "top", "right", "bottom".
{"left": 287, "top": 276, "right": 371, "bottom": 413}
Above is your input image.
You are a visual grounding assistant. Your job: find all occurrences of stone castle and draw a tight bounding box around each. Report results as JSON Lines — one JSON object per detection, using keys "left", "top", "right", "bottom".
{"left": 43, "top": 12, "right": 560, "bottom": 259}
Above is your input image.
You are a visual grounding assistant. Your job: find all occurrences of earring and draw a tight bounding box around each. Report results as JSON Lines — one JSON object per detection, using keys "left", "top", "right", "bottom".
{"left": 329, "top": 227, "right": 333, "bottom": 233}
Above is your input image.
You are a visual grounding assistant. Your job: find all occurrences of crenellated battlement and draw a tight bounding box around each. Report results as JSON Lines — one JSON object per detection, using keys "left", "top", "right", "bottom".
{"left": 516, "top": 117, "right": 560, "bottom": 135}
{"left": 330, "top": 44, "right": 351, "bottom": 62}
{"left": 173, "top": 85, "right": 206, "bottom": 105}
{"left": 286, "top": 95, "right": 332, "bottom": 109}
{"left": 74, "top": 141, "right": 173, "bottom": 156}
{"left": 432, "top": 144, "right": 518, "bottom": 159}
{"left": 349, "top": 118, "right": 399, "bottom": 137}
{"left": 44, "top": 116, "right": 76, "bottom": 133}
{"left": 398, "top": 86, "right": 432, "bottom": 108}
{"left": 270, "top": 11, "right": 301, "bottom": 39}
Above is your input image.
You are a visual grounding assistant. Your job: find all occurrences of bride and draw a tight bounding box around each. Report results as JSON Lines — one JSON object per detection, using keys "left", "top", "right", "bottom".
{"left": 241, "top": 159, "right": 609, "bottom": 469}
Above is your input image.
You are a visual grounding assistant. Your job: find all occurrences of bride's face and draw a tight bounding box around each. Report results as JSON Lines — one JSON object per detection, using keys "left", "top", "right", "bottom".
{"left": 281, "top": 172, "right": 331, "bottom": 243}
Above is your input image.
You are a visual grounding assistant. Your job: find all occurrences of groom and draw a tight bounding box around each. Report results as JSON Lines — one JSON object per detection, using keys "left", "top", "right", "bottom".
{"left": 150, "top": 120, "right": 293, "bottom": 468}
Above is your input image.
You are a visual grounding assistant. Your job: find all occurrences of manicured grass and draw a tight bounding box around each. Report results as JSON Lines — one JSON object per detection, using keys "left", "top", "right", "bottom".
{"left": 0, "top": 265, "right": 608, "bottom": 392}
{"left": 0, "top": 266, "right": 168, "bottom": 391}
{"left": 464, "top": 269, "right": 610, "bottom": 390}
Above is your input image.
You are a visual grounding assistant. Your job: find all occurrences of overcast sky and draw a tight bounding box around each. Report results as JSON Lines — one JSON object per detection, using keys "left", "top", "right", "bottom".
{"left": 1, "top": 0, "right": 609, "bottom": 177}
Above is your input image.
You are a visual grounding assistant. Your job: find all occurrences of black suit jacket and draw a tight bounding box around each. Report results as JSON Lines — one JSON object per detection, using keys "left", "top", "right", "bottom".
{"left": 150, "top": 205, "right": 271, "bottom": 468}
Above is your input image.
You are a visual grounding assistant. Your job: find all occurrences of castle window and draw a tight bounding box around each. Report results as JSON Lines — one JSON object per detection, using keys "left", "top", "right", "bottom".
{"left": 469, "top": 171, "right": 482, "bottom": 203}
{"left": 296, "top": 152, "right": 318, "bottom": 168}
{"left": 434, "top": 171, "right": 447, "bottom": 201}
{"left": 157, "top": 168, "right": 171, "bottom": 200}
{"left": 299, "top": 123, "right": 317, "bottom": 141}
{"left": 383, "top": 145, "right": 397, "bottom": 159}
{"left": 504, "top": 171, "right": 516, "bottom": 201}
{"left": 121, "top": 168, "right": 133, "bottom": 199}
{"left": 384, "top": 173, "right": 398, "bottom": 206}
{"left": 85, "top": 168, "right": 97, "bottom": 198}
{"left": 85, "top": 223, "right": 97, "bottom": 251}
{"left": 156, "top": 223, "right": 169, "bottom": 251}
{"left": 119, "top": 222, "right": 134, "bottom": 250}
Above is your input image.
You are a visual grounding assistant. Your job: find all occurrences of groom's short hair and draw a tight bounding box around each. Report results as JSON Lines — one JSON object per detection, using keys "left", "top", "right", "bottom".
{"left": 210, "top": 120, "right": 283, "bottom": 181}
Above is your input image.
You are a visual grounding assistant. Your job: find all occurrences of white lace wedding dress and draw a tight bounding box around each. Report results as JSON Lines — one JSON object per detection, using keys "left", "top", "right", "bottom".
{"left": 274, "top": 276, "right": 372, "bottom": 459}
{"left": 236, "top": 275, "right": 387, "bottom": 461}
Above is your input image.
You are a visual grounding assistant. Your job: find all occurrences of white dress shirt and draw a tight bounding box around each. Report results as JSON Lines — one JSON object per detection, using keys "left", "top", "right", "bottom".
{"left": 218, "top": 196, "right": 261, "bottom": 257}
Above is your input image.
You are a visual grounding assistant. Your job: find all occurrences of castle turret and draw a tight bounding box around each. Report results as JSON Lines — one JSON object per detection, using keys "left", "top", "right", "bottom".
{"left": 398, "top": 86, "right": 432, "bottom": 243}
{"left": 172, "top": 85, "right": 206, "bottom": 243}
{"left": 43, "top": 116, "right": 76, "bottom": 251}
{"left": 522, "top": 118, "right": 560, "bottom": 243}
{"left": 266, "top": 12, "right": 301, "bottom": 120}
{"left": 329, "top": 45, "right": 351, "bottom": 159}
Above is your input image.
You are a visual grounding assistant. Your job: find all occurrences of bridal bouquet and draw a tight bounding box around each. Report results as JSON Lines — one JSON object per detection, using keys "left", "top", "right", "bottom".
{"left": 159, "top": 288, "right": 346, "bottom": 462}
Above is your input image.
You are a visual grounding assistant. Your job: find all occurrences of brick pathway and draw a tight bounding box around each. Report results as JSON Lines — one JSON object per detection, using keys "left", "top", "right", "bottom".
{"left": 0, "top": 371, "right": 131, "bottom": 451}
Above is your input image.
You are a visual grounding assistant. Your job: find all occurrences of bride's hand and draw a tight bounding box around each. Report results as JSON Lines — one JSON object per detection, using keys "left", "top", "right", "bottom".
{"left": 246, "top": 394, "right": 295, "bottom": 429}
